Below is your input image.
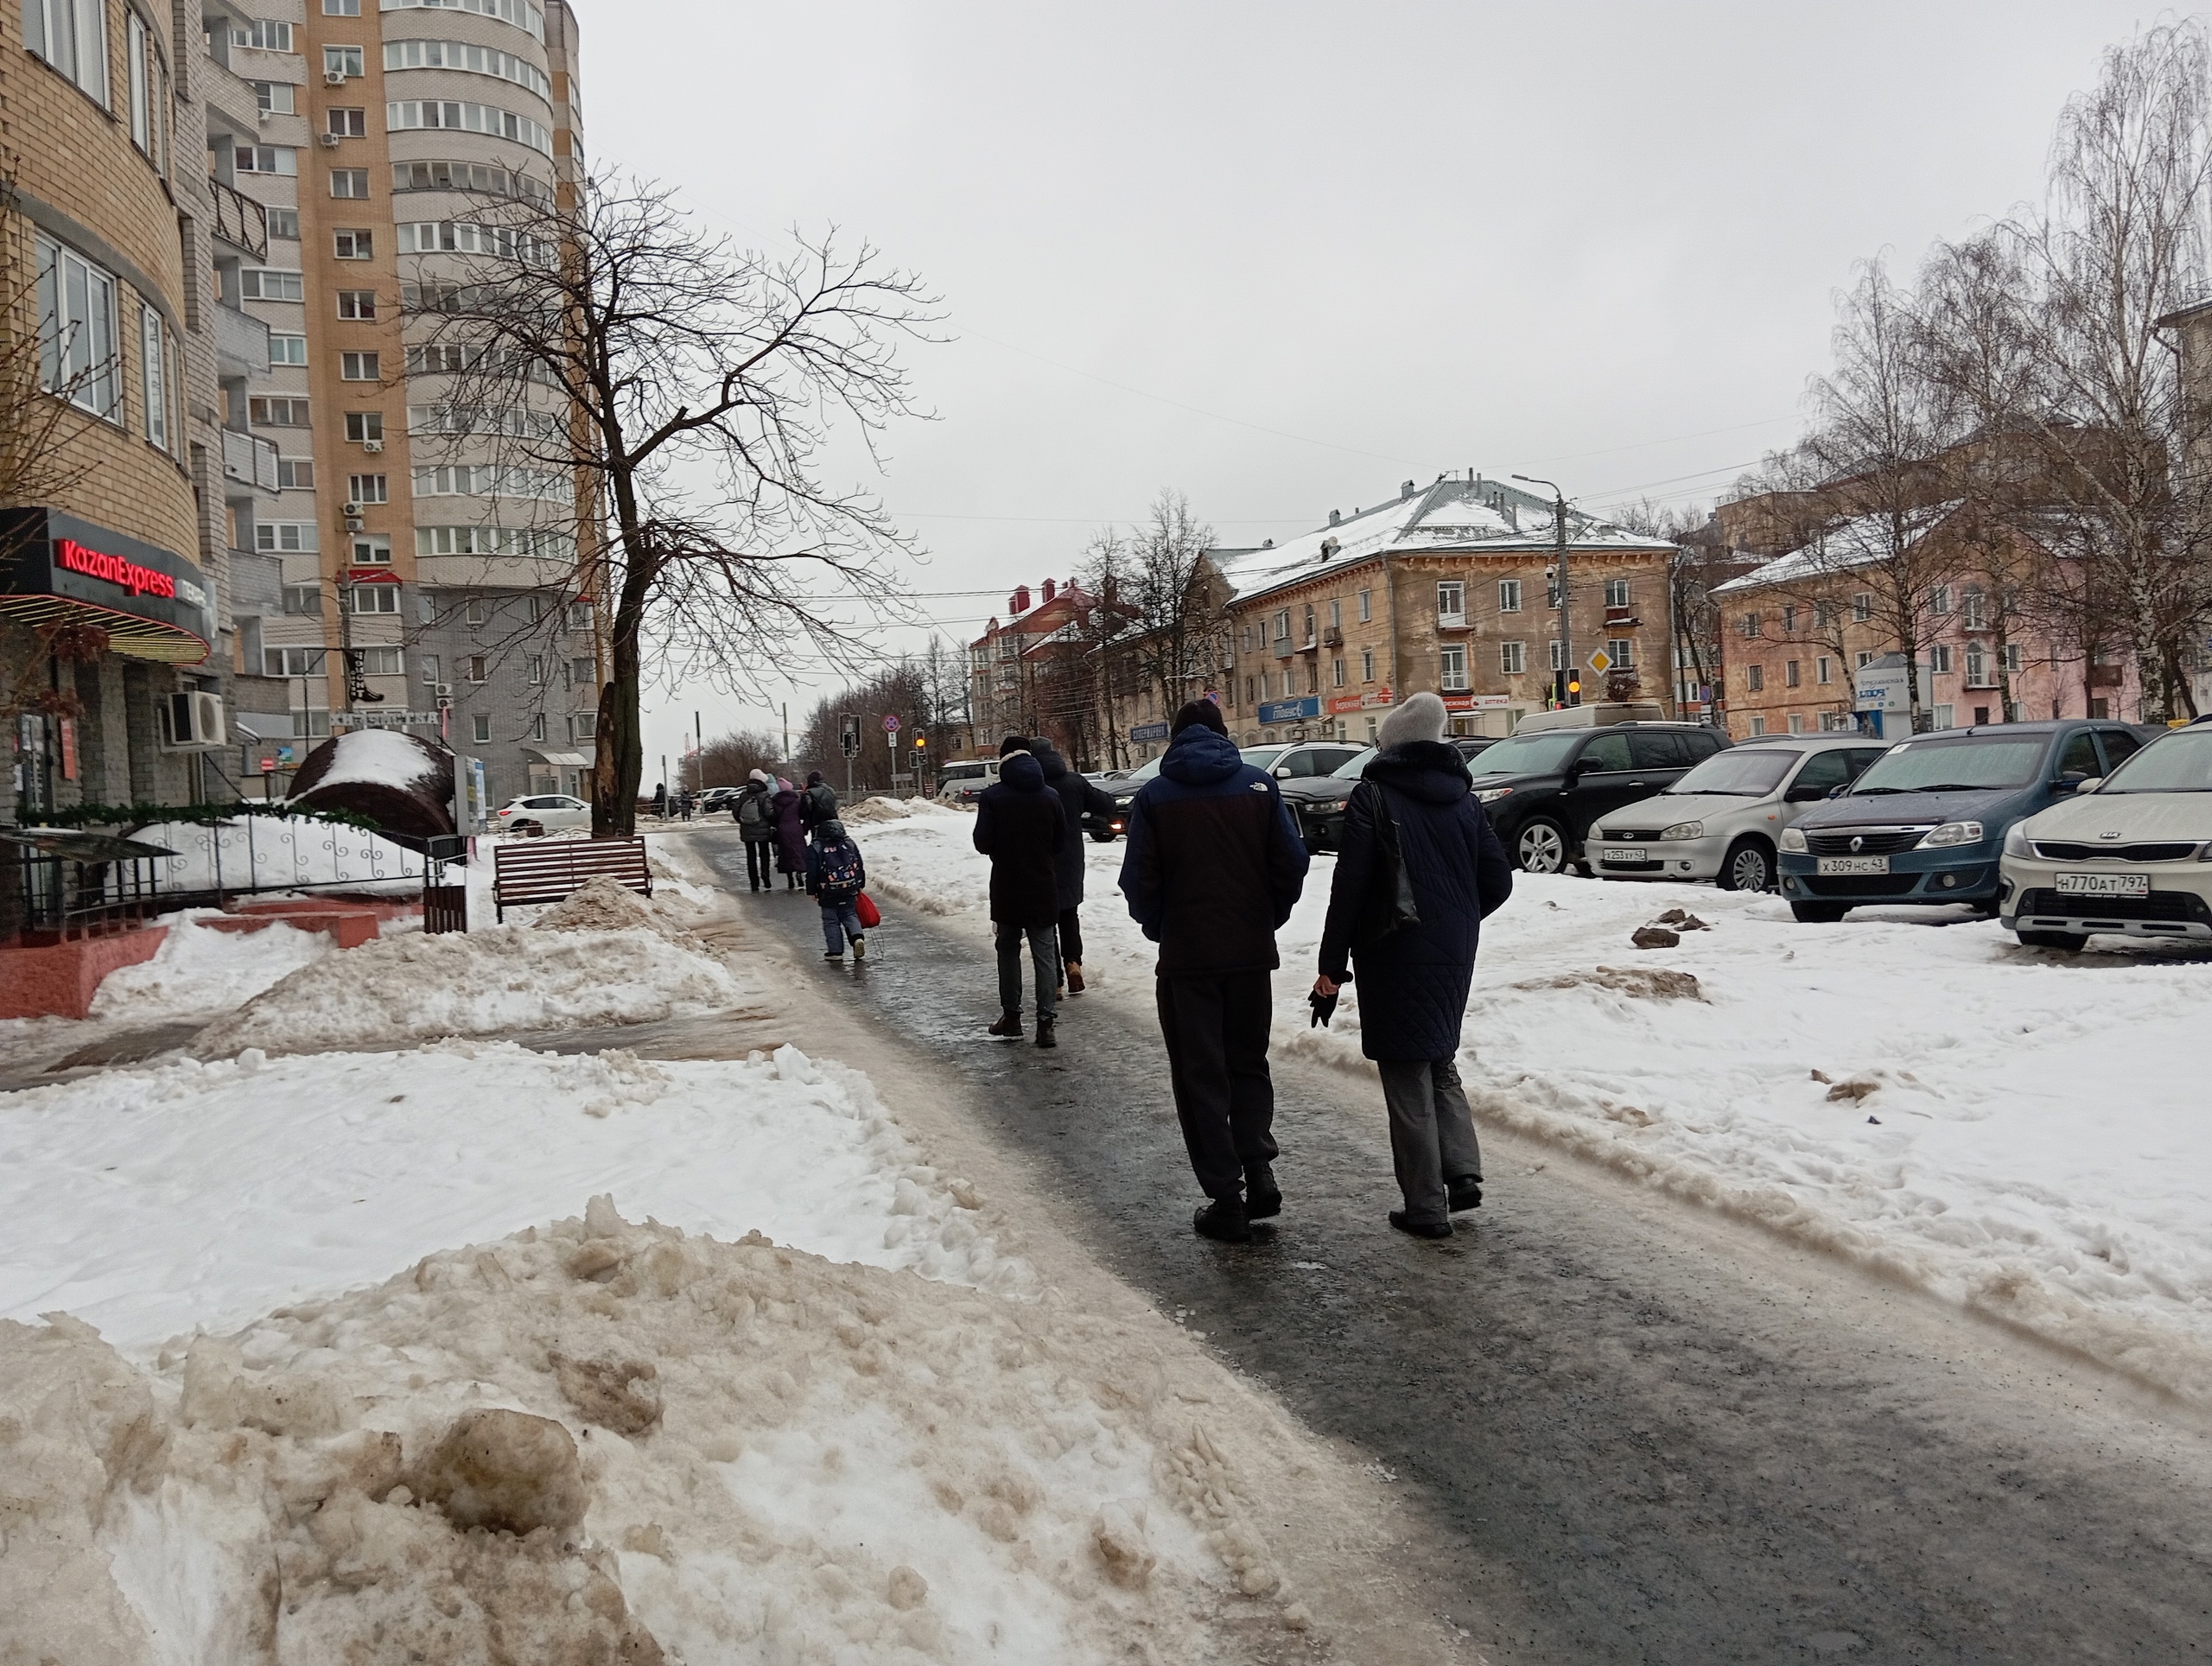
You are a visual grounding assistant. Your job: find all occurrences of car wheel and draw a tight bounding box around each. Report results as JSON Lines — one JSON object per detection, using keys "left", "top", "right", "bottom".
{"left": 1789, "top": 900, "right": 1850, "bottom": 923}
{"left": 1718, "top": 837, "right": 1775, "bottom": 893}
{"left": 2017, "top": 929, "right": 2087, "bottom": 952}
{"left": 1515, "top": 817, "right": 1569, "bottom": 874}
{"left": 511, "top": 818, "right": 546, "bottom": 838}
{"left": 1087, "top": 828, "right": 1117, "bottom": 843}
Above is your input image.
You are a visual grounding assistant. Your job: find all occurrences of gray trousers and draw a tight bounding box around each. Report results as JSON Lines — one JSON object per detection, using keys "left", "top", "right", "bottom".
{"left": 995, "top": 921, "right": 1059, "bottom": 1021}
{"left": 1378, "top": 1056, "right": 1482, "bottom": 1226}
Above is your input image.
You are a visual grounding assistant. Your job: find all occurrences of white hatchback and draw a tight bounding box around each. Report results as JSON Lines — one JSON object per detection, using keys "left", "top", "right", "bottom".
{"left": 495, "top": 794, "right": 592, "bottom": 834}
{"left": 1591, "top": 737, "right": 1890, "bottom": 892}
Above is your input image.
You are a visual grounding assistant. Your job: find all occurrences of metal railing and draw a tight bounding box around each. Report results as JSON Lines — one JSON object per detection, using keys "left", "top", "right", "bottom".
{"left": 221, "top": 426, "right": 281, "bottom": 492}
{"left": 8, "top": 844, "right": 165, "bottom": 943}
{"left": 207, "top": 175, "right": 269, "bottom": 260}
{"left": 139, "top": 815, "right": 427, "bottom": 905}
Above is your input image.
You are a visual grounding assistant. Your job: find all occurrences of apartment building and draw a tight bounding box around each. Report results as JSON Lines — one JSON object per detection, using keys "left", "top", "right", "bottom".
{"left": 1213, "top": 476, "right": 1680, "bottom": 747}
{"left": 3, "top": 0, "right": 239, "bottom": 819}
{"left": 207, "top": 0, "right": 599, "bottom": 805}
{"left": 967, "top": 576, "right": 1096, "bottom": 753}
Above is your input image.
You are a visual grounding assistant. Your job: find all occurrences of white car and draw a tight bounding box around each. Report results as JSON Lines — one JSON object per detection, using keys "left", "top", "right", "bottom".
{"left": 2000, "top": 720, "right": 2212, "bottom": 951}
{"left": 1590, "top": 736, "right": 1890, "bottom": 892}
{"left": 934, "top": 760, "right": 1000, "bottom": 804}
{"left": 495, "top": 793, "right": 592, "bottom": 834}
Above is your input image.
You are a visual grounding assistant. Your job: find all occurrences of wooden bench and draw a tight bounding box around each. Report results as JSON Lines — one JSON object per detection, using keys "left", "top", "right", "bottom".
{"left": 492, "top": 836, "right": 652, "bottom": 922}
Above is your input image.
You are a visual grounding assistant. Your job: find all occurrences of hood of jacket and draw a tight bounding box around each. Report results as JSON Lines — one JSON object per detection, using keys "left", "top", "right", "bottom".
{"left": 1035, "top": 746, "right": 1069, "bottom": 784}
{"left": 1000, "top": 750, "right": 1048, "bottom": 792}
{"left": 1365, "top": 740, "right": 1471, "bottom": 806}
{"left": 1160, "top": 725, "right": 1244, "bottom": 786}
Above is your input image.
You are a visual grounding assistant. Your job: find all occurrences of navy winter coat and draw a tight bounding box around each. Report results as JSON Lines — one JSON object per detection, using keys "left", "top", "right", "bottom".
{"left": 1317, "top": 740, "right": 1514, "bottom": 1061}
{"left": 1118, "top": 724, "right": 1309, "bottom": 976}
{"left": 972, "top": 750, "right": 1065, "bottom": 927}
{"left": 1035, "top": 745, "right": 1117, "bottom": 908}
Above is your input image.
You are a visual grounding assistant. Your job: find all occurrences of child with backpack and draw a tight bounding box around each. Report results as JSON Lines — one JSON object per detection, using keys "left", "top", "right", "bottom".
{"left": 804, "top": 818, "right": 869, "bottom": 961}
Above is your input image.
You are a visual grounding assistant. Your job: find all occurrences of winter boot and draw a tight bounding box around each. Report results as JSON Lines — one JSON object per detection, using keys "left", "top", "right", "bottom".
{"left": 1244, "top": 1164, "right": 1282, "bottom": 1221}
{"left": 987, "top": 1011, "right": 1022, "bottom": 1038}
{"left": 1388, "top": 1210, "right": 1452, "bottom": 1241}
{"left": 1193, "top": 1198, "right": 1251, "bottom": 1243}
{"left": 1034, "top": 1015, "right": 1057, "bottom": 1049}
{"left": 1447, "top": 1175, "right": 1483, "bottom": 1212}
{"left": 1065, "top": 962, "right": 1085, "bottom": 995}
{"left": 851, "top": 935, "right": 868, "bottom": 961}
{"left": 823, "top": 950, "right": 843, "bottom": 962}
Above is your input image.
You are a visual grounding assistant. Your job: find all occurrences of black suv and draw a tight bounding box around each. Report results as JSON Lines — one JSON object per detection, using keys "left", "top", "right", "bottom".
{"left": 1471, "top": 722, "right": 1732, "bottom": 874}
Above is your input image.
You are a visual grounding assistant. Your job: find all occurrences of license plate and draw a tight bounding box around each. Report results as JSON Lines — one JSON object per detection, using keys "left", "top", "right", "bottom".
{"left": 1601, "top": 848, "right": 1643, "bottom": 863}
{"left": 1817, "top": 855, "right": 1890, "bottom": 875}
{"left": 2055, "top": 872, "right": 2149, "bottom": 898}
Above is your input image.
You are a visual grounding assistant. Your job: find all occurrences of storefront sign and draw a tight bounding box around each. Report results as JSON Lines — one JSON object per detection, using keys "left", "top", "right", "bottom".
{"left": 331, "top": 708, "right": 445, "bottom": 728}
{"left": 0, "top": 507, "right": 214, "bottom": 663}
{"left": 1442, "top": 692, "right": 1513, "bottom": 712}
{"left": 54, "top": 538, "right": 178, "bottom": 601}
{"left": 1361, "top": 687, "right": 1395, "bottom": 709}
{"left": 1325, "top": 693, "right": 1365, "bottom": 715}
{"left": 1258, "top": 695, "right": 1321, "bottom": 724}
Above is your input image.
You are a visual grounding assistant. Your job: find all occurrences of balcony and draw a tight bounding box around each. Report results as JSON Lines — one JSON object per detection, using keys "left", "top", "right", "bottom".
{"left": 1605, "top": 606, "right": 1641, "bottom": 628}
{"left": 1320, "top": 626, "right": 1344, "bottom": 648}
{"left": 1271, "top": 636, "right": 1295, "bottom": 659}
{"left": 201, "top": 59, "right": 264, "bottom": 149}
{"left": 214, "top": 302, "right": 270, "bottom": 381}
{"left": 207, "top": 175, "right": 269, "bottom": 261}
{"left": 221, "top": 427, "right": 281, "bottom": 495}
{"left": 1436, "top": 611, "right": 1468, "bottom": 633}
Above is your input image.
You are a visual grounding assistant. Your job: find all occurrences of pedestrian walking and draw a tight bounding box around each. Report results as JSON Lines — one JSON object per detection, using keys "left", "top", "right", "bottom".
{"left": 1119, "top": 700, "right": 1309, "bottom": 1242}
{"left": 1314, "top": 691, "right": 1514, "bottom": 1239}
{"left": 652, "top": 782, "right": 668, "bottom": 819}
{"left": 799, "top": 770, "right": 840, "bottom": 830}
{"left": 972, "top": 741, "right": 1065, "bottom": 1047}
{"left": 805, "top": 817, "right": 869, "bottom": 962}
{"left": 771, "top": 778, "right": 807, "bottom": 890}
{"left": 1034, "top": 741, "right": 1117, "bottom": 996}
{"left": 734, "top": 769, "right": 777, "bottom": 892}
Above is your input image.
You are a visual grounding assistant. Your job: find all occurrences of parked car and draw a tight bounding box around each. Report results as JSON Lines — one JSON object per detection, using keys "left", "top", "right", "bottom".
{"left": 1590, "top": 736, "right": 1890, "bottom": 892}
{"left": 934, "top": 759, "right": 1000, "bottom": 805}
{"left": 1777, "top": 718, "right": 2153, "bottom": 922}
{"left": 697, "top": 786, "right": 740, "bottom": 813}
{"left": 1103, "top": 756, "right": 1163, "bottom": 835}
{"left": 1999, "top": 720, "right": 2212, "bottom": 951}
{"left": 1468, "top": 722, "right": 1732, "bottom": 874}
{"left": 496, "top": 794, "right": 592, "bottom": 835}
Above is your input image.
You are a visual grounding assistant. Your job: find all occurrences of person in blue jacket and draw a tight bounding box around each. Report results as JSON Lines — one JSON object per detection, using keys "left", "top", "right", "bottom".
{"left": 804, "top": 818, "right": 868, "bottom": 962}
{"left": 1315, "top": 691, "right": 1514, "bottom": 1238}
{"left": 1119, "top": 699, "right": 1309, "bottom": 1243}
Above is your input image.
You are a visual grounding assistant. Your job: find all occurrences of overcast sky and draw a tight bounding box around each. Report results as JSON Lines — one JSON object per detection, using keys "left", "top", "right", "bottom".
{"left": 589, "top": 0, "right": 2171, "bottom": 774}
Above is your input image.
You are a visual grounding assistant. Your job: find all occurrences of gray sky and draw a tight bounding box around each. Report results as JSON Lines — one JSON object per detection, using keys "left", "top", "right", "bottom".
{"left": 593, "top": 0, "right": 2169, "bottom": 775}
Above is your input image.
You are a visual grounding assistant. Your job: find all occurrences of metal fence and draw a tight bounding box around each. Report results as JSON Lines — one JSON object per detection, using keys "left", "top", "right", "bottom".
{"left": 137, "top": 815, "right": 426, "bottom": 904}
{"left": 3, "top": 833, "right": 168, "bottom": 943}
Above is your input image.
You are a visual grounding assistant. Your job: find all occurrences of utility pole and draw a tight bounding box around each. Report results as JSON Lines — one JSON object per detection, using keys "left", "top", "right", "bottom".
{"left": 1514, "top": 474, "right": 1574, "bottom": 706}
{"left": 781, "top": 702, "right": 790, "bottom": 769}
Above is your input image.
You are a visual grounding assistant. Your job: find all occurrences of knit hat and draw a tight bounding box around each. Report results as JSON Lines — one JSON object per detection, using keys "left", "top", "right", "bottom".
{"left": 998, "top": 733, "right": 1031, "bottom": 757}
{"left": 1376, "top": 690, "right": 1447, "bottom": 749}
{"left": 748, "top": 769, "right": 769, "bottom": 785}
{"left": 1170, "top": 699, "right": 1227, "bottom": 737}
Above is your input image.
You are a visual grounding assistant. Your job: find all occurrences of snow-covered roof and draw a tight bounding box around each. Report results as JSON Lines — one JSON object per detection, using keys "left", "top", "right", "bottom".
{"left": 1710, "top": 504, "right": 1956, "bottom": 596}
{"left": 1211, "top": 476, "right": 1677, "bottom": 606}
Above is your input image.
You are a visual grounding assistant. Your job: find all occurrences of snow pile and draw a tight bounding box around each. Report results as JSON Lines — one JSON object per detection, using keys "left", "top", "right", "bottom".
{"left": 193, "top": 923, "right": 743, "bottom": 1056}
{"left": 1, "top": 1195, "right": 1287, "bottom": 1663}
{"left": 531, "top": 874, "right": 700, "bottom": 945}
{"left": 842, "top": 796, "right": 967, "bottom": 824}
{"left": 88, "top": 909, "right": 337, "bottom": 1022}
{"left": 298, "top": 727, "right": 445, "bottom": 793}
{"left": 139, "top": 815, "right": 425, "bottom": 895}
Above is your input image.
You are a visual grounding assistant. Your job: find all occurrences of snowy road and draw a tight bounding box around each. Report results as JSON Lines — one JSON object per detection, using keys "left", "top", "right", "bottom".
{"left": 692, "top": 828, "right": 2212, "bottom": 1665}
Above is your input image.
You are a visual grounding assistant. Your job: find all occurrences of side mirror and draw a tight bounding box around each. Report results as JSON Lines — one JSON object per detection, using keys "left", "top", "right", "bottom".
{"left": 1828, "top": 784, "right": 1848, "bottom": 798}
{"left": 1783, "top": 782, "right": 1827, "bottom": 803}
{"left": 1274, "top": 766, "right": 1293, "bottom": 779}
{"left": 2052, "top": 771, "right": 2092, "bottom": 794}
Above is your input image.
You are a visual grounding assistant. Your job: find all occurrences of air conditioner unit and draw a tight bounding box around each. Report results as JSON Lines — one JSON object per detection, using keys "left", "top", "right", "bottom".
{"left": 318, "top": 131, "right": 342, "bottom": 148}
{"left": 340, "top": 500, "right": 363, "bottom": 518}
{"left": 433, "top": 683, "right": 453, "bottom": 698}
{"left": 323, "top": 68, "right": 347, "bottom": 85}
{"left": 159, "top": 690, "right": 227, "bottom": 752}
{"left": 361, "top": 438, "right": 383, "bottom": 453}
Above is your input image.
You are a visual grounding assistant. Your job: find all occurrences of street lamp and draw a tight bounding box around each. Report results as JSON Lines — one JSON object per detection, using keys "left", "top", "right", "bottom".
{"left": 1511, "top": 474, "right": 1577, "bottom": 707}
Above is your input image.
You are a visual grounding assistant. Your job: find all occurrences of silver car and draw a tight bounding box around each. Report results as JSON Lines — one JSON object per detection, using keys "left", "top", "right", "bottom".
{"left": 1591, "top": 736, "right": 1890, "bottom": 892}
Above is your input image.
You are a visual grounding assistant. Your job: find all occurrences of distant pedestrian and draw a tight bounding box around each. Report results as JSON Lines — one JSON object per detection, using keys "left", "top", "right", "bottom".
{"left": 1119, "top": 700, "right": 1309, "bottom": 1242}
{"left": 1315, "top": 691, "right": 1513, "bottom": 1239}
{"left": 805, "top": 818, "right": 869, "bottom": 961}
{"left": 734, "top": 770, "right": 777, "bottom": 892}
{"left": 771, "top": 778, "right": 807, "bottom": 889}
{"left": 678, "top": 790, "right": 695, "bottom": 822}
{"left": 972, "top": 741, "right": 1065, "bottom": 1047}
{"left": 1034, "top": 741, "right": 1117, "bottom": 996}
{"left": 652, "top": 782, "right": 668, "bottom": 819}
{"left": 799, "top": 770, "right": 840, "bottom": 830}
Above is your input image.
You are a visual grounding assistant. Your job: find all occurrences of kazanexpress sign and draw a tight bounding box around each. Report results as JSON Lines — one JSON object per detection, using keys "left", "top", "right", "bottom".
{"left": 54, "top": 537, "right": 179, "bottom": 601}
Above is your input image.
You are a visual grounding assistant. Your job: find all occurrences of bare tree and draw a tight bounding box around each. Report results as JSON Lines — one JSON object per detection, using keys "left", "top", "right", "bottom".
{"left": 1118, "top": 491, "right": 1226, "bottom": 718}
{"left": 413, "top": 172, "right": 939, "bottom": 832}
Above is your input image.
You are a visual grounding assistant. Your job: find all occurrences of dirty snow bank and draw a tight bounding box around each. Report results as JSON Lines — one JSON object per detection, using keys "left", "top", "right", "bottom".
{"left": 3, "top": 1199, "right": 1299, "bottom": 1664}
{"left": 88, "top": 909, "right": 337, "bottom": 1022}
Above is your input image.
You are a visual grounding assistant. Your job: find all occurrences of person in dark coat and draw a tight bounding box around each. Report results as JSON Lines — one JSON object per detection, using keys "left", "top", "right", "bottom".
{"left": 799, "top": 770, "right": 840, "bottom": 830}
{"left": 734, "top": 770, "right": 777, "bottom": 891}
{"left": 1119, "top": 700, "right": 1309, "bottom": 1243}
{"left": 770, "top": 779, "right": 807, "bottom": 889}
{"left": 972, "top": 745, "right": 1066, "bottom": 1046}
{"left": 1315, "top": 691, "right": 1514, "bottom": 1239}
{"left": 804, "top": 817, "right": 868, "bottom": 961}
{"left": 1033, "top": 741, "right": 1117, "bottom": 995}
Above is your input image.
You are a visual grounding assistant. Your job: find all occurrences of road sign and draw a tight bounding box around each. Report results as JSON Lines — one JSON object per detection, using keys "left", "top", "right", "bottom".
{"left": 1586, "top": 648, "right": 1614, "bottom": 675}
{"left": 882, "top": 713, "right": 901, "bottom": 732}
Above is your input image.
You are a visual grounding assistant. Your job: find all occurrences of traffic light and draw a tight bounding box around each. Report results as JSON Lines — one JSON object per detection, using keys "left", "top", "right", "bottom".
{"left": 1567, "top": 673, "right": 1582, "bottom": 703}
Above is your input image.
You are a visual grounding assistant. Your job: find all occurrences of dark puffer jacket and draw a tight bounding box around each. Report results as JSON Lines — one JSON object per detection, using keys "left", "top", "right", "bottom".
{"left": 972, "top": 750, "right": 1066, "bottom": 927}
{"left": 1318, "top": 740, "right": 1513, "bottom": 1060}
{"left": 1118, "top": 725, "right": 1309, "bottom": 976}
{"left": 1034, "top": 744, "right": 1117, "bottom": 908}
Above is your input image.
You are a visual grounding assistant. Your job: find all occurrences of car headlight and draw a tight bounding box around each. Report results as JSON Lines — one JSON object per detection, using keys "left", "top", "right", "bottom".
{"left": 2003, "top": 823, "right": 2031, "bottom": 858}
{"left": 1476, "top": 786, "right": 1513, "bottom": 804}
{"left": 1779, "top": 826, "right": 1808, "bottom": 853}
{"left": 1923, "top": 820, "right": 1986, "bottom": 848}
{"left": 1660, "top": 820, "right": 1703, "bottom": 841}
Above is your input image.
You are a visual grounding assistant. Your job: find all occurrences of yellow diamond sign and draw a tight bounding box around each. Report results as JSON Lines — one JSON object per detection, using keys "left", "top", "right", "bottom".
{"left": 1586, "top": 648, "right": 1614, "bottom": 675}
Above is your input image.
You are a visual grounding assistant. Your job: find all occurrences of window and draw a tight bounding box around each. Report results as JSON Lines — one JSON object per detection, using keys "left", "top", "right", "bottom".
{"left": 1930, "top": 704, "right": 1956, "bottom": 729}
{"left": 1821, "top": 712, "right": 1855, "bottom": 732}
{"left": 1549, "top": 639, "right": 1566, "bottom": 671}
{"left": 570, "top": 711, "right": 597, "bottom": 741}
{"left": 383, "top": 37, "right": 553, "bottom": 99}
{"left": 1498, "top": 579, "right": 1522, "bottom": 614}
{"left": 252, "top": 80, "right": 296, "bottom": 114}
{"left": 332, "top": 232, "right": 375, "bottom": 263}
{"left": 1437, "top": 580, "right": 1465, "bottom": 620}
{"left": 1748, "top": 715, "right": 1767, "bottom": 736}
{"left": 464, "top": 599, "right": 487, "bottom": 626}
{"left": 331, "top": 169, "right": 372, "bottom": 198}
{"left": 1961, "top": 586, "right": 1988, "bottom": 630}
{"left": 385, "top": 0, "right": 546, "bottom": 36}
{"left": 1440, "top": 645, "right": 1469, "bottom": 692}
{"left": 1360, "top": 647, "right": 1374, "bottom": 683}
{"left": 472, "top": 713, "right": 492, "bottom": 742}
{"left": 392, "top": 158, "right": 550, "bottom": 200}
{"left": 230, "top": 18, "right": 293, "bottom": 50}
{"left": 1856, "top": 649, "right": 1876, "bottom": 670}
{"left": 1852, "top": 592, "right": 1874, "bottom": 623}
{"left": 1784, "top": 659, "right": 1801, "bottom": 688}
{"left": 1739, "top": 611, "right": 1762, "bottom": 637}
{"left": 1243, "top": 676, "right": 1255, "bottom": 703}
{"left": 566, "top": 601, "right": 591, "bottom": 630}
{"left": 1815, "top": 601, "right": 1838, "bottom": 629}
{"left": 277, "top": 456, "right": 314, "bottom": 488}
{"left": 1781, "top": 604, "right": 1797, "bottom": 633}
{"left": 139, "top": 304, "right": 168, "bottom": 448}
{"left": 1302, "top": 603, "right": 1316, "bottom": 640}
{"left": 529, "top": 713, "right": 547, "bottom": 742}
{"left": 1815, "top": 656, "right": 1833, "bottom": 684}
{"left": 233, "top": 145, "right": 298, "bottom": 175}
{"left": 569, "top": 657, "right": 594, "bottom": 687}
{"left": 1607, "top": 638, "right": 1634, "bottom": 669}
{"left": 1929, "top": 585, "right": 1952, "bottom": 617}
{"left": 351, "top": 533, "right": 391, "bottom": 566}
{"left": 324, "top": 45, "right": 365, "bottom": 76}
{"left": 421, "top": 654, "right": 442, "bottom": 684}
{"left": 1500, "top": 641, "right": 1526, "bottom": 675}
{"left": 35, "top": 238, "right": 120, "bottom": 419}
{"left": 385, "top": 99, "right": 554, "bottom": 156}
{"left": 526, "top": 654, "right": 544, "bottom": 685}
{"left": 255, "top": 521, "right": 319, "bottom": 551}
{"left": 24, "top": 0, "right": 112, "bottom": 104}
{"left": 265, "top": 207, "right": 302, "bottom": 241}
{"left": 1605, "top": 578, "right": 1630, "bottom": 608}
{"left": 248, "top": 396, "right": 310, "bottom": 426}
{"left": 127, "top": 12, "right": 149, "bottom": 148}
{"left": 1357, "top": 588, "right": 1372, "bottom": 623}
{"left": 268, "top": 332, "right": 308, "bottom": 365}
{"left": 281, "top": 585, "right": 321, "bottom": 614}
{"left": 1745, "top": 664, "right": 1764, "bottom": 692}
{"left": 325, "top": 0, "right": 361, "bottom": 14}
{"left": 465, "top": 655, "right": 488, "bottom": 682}
{"left": 264, "top": 646, "right": 327, "bottom": 676}
{"left": 343, "top": 410, "right": 384, "bottom": 442}
{"left": 1332, "top": 656, "right": 1346, "bottom": 687}
{"left": 1964, "top": 643, "right": 1991, "bottom": 686}
{"left": 340, "top": 351, "right": 380, "bottom": 380}
{"left": 335, "top": 290, "right": 378, "bottom": 320}
{"left": 416, "top": 526, "right": 574, "bottom": 560}
{"left": 348, "top": 473, "right": 388, "bottom": 503}
{"left": 327, "top": 107, "right": 367, "bottom": 137}
{"left": 1306, "top": 663, "right": 1319, "bottom": 694}
{"left": 1787, "top": 713, "right": 1806, "bottom": 734}
{"left": 2002, "top": 642, "right": 2024, "bottom": 674}
{"left": 1329, "top": 598, "right": 1341, "bottom": 630}
{"left": 239, "top": 269, "right": 305, "bottom": 302}
{"left": 1929, "top": 644, "right": 1953, "bottom": 674}
{"left": 359, "top": 646, "right": 403, "bottom": 677}
{"left": 1580, "top": 734, "right": 1631, "bottom": 772}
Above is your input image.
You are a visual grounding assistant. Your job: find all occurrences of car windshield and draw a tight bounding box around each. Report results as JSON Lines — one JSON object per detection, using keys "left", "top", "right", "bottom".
{"left": 1470, "top": 731, "right": 1582, "bottom": 777}
{"left": 2096, "top": 728, "right": 2212, "bottom": 792}
{"left": 1332, "top": 747, "right": 1376, "bottom": 779}
{"left": 1847, "top": 735, "right": 2046, "bottom": 794}
{"left": 1666, "top": 747, "right": 1799, "bottom": 796}
{"left": 1239, "top": 746, "right": 1288, "bottom": 769}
